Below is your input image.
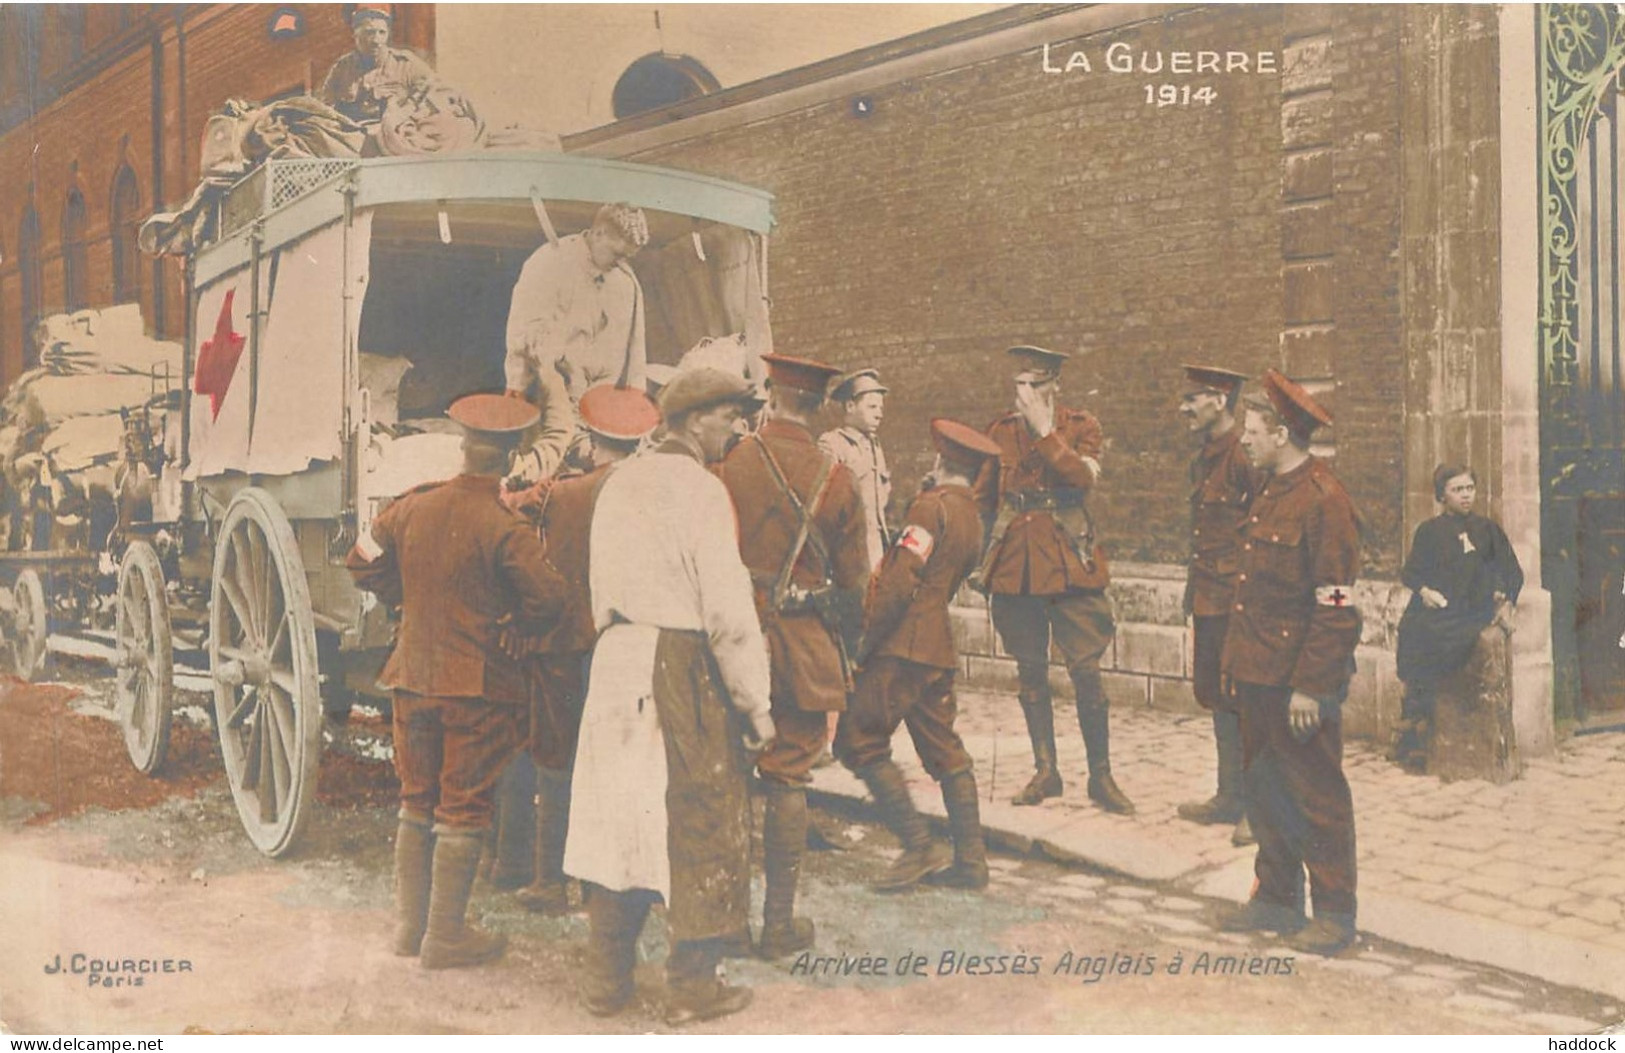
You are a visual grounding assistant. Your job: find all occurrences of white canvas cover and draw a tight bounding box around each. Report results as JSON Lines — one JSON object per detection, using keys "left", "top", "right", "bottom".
{"left": 187, "top": 216, "right": 370, "bottom": 478}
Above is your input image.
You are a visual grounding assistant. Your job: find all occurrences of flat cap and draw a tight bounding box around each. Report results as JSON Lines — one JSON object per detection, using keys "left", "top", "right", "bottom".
{"left": 931, "top": 418, "right": 1002, "bottom": 463}
{"left": 761, "top": 353, "right": 842, "bottom": 395}
{"left": 829, "top": 368, "right": 888, "bottom": 403}
{"left": 448, "top": 393, "right": 539, "bottom": 440}
{"left": 1006, "top": 345, "right": 1070, "bottom": 379}
{"left": 1181, "top": 364, "right": 1248, "bottom": 396}
{"left": 1260, "top": 368, "right": 1333, "bottom": 440}
{"left": 658, "top": 367, "right": 761, "bottom": 420}
{"left": 580, "top": 383, "right": 661, "bottom": 442}
{"left": 350, "top": 5, "right": 393, "bottom": 26}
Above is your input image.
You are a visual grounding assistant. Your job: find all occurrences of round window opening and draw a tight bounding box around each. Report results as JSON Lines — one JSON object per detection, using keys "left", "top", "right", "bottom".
{"left": 612, "top": 53, "right": 720, "bottom": 119}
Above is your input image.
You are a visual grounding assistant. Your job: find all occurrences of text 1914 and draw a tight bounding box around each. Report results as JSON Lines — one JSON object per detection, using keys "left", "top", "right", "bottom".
{"left": 1146, "top": 84, "right": 1216, "bottom": 107}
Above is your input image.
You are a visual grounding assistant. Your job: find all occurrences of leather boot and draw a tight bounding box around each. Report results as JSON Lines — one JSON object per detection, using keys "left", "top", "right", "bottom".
{"left": 1178, "top": 711, "right": 1244, "bottom": 824}
{"left": 666, "top": 939, "right": 752, "bottom": 1026}
{"left": 930, "top": 770, "right": 988, "bottom": 890}
{"left": 1285, "top": 912, "right": 1357, "bottom": 956}
{"left": 758, "top": 783, "right": 816, "bottom": 958}
{"left": 391, "top": 811, "right": 435, "bottom": 956}
{"left": 858, "top": 761, "right": 951, "bottom": 890}
{"left": 1217, "top": 897, "right": 1307, "bottom": 935}
{"left": 490, "top": 753, "right": 536, "bottom": 889}
{"left": 420, "top": 829, "right": 508, "bottom": 969}
{"left": 1012, "top": 685, "right": 1063, "bottom": 806}
{"left": 1073, "top": 667, "right": 1134, "bottom": 814}
{"left": 581, "top": 884, "right": 650, "bottom": 1016}
{"left": 516, "top": 767, "right": 573, "bottom": 914}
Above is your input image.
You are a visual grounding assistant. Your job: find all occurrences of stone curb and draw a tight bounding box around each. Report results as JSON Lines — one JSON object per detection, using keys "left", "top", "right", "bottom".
{"left": 807, "top": 768, "right": 1624, "bottom": 1002}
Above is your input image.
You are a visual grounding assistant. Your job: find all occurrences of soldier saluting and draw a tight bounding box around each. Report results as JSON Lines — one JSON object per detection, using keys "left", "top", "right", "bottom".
{"left": 835, "top": 419, "right": 1003, "bottom": 891}
{"left": 973, "top": 345, "right": 1133, "bottom": 814}
{"left": 1218, "top": 370, "right": 1362, "bottom": 957}
{"left": 718, "top": 353, "right": 868, "bottom": 959}
{"left": 1176, "top": 365, "right": 1263, "bottom": 847}
{"left": 347, "top": 393, "right": 567, "bottom": 970}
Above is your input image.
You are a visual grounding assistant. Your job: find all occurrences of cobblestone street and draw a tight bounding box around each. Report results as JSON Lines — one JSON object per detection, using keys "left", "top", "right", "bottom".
{"left": 811, "top": 687, "right": 1625, "bottom": 1004}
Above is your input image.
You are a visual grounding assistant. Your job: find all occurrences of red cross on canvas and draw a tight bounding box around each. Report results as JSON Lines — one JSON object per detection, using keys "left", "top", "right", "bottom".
{"left": 194, "top": 289, "right": 246, "bottom": 421}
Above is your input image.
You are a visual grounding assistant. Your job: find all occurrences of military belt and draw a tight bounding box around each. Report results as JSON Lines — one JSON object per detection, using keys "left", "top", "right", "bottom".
{"left": 1003, "top": 488, "right": 1086, "bottom": 513}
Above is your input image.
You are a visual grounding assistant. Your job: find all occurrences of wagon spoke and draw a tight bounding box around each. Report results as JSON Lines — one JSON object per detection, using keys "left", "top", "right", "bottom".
{"left": 218, "top": 575, "right": 256, "bottom": 647}
{"left": 250, "top": 524, "right": 276, "bottom": 648}
{"left": 228, "top": 530, "right": 262, "bottom": 643}
{"left": 264, "top": 691, "right": 293, "bottom": 815}
{"left": 242, "top": 704, "right": 264, "bottom": 793}
{"left": 268, "top": 682, "right": 298, "bottom": 755}
{"left": 256, "top": 696, "right": 278, "bottom": 824}
{"left": 266, "top": 613, "right": 288, "bottom": 666}
{"left": 225, "top": 687, "right": 257, "bottom": 730}
{"left": 269, "top": 669, "right": 299, "bottom": 696}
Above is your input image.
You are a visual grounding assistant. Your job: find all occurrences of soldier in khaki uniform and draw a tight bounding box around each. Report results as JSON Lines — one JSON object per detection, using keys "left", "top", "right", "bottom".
{"left": 505, "top": 384, "right": 662, "bottom": 915}
{"left": 973, "top": 345, "right": 1133, "bottom": 813}
{"left": 718, "top": 354, "right": 869, "bottom": 958}
{"left": 819, "top": 368, "right": 892, "bottom": 571}
{"left": 835, "top": 419, "right": 1002, "bottom": 891}
{"left": 1217, "top": 370, "right": 1362, "bottom": 957}
{"left": 347, "top": 393, "right": 567, "bottom": 970}
{"left": 1176, "top": 365, "right": 1263, "bottom": 847}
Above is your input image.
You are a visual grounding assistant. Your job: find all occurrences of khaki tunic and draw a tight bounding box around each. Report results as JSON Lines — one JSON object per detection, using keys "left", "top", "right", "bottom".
{"left": 818, "top": 425, "right": 892, "bottom": 570}
{"left": 1220, "top": 456, "right": 1362, "bottom": 701}
{"left": 718, "top": 419, "right": 870, "bottom": 713}
{"left": 865, "top": 483, "right": 984, "bottom": 670}
{"left": 1186, "top": 424, "right": 1263, "bottom": 617}
{"left": 973, "top": 408, "right": 1111, "bottom": 594}
{"left": 346, "top": 473, "right": 565, "bottom": 705}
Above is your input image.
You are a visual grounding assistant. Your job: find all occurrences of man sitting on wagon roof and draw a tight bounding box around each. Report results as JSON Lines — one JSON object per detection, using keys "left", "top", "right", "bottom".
{"left": 318, "top": 6, "right": 436, "bottom": 127}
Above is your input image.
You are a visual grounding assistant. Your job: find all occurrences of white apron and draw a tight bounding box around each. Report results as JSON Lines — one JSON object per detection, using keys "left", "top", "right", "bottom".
{"left": 562, "top": 623, "right": 670, "bottom": 899}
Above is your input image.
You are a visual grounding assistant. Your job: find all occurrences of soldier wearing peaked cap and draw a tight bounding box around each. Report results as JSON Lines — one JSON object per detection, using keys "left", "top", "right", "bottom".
{"left": 347, "top": 393, "right": 567, "bottom": 970}
{"left": 973, "top": 345, "right": 1135, "bottom": 814}
{"left": 1217, "top": 369, "right": 1362, "bottom": 958}
{"left": 836, "top": 419, "right": 1002, "bottom": 892}
{"left": 496, "top": 384, "right": 663, "bottom": 916}
{"left": 1176, "top": 365, "right": 1264, "bottom": 848}
{"left": 820, "top": 368, "right": 893, "bottom": 572}
{"left": 718, "top": 353, "right": 869, "bottom": 959}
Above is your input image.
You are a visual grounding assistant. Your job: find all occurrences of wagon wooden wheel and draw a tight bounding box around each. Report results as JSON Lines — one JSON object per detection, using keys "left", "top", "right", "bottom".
{"left": 115, "top": 541, "right": 173, "bottom": 775}
{"left": 209, "top": 488, "right": 321, "bottom": 857}
{"left": 10, "top": 568, "right": 49, "bottom": 681}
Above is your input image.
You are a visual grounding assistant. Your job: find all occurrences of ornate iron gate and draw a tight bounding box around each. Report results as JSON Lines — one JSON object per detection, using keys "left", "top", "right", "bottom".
{"left": 1539, "top": 4, "right": 1625, "bottom": 719}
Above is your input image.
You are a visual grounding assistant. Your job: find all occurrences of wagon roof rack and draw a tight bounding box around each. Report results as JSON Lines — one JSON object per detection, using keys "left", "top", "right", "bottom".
{"left": 195, "top": 152, "right": 775, "bottom": 286}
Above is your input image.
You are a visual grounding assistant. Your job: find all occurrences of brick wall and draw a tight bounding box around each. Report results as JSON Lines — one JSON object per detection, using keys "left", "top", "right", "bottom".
{"left": 608, "top": 5, "right": 1413, "bottom": 576}
{"left": 0, "top": 4, "right": 435, "bottom": 383}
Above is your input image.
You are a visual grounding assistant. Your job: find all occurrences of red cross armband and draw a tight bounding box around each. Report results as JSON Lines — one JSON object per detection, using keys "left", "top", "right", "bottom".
{"left": 897, "top": 524, "right": 935, "bottom": 562}
{"left": 1315, "top": 585, "right": 1355, "bottom": 608}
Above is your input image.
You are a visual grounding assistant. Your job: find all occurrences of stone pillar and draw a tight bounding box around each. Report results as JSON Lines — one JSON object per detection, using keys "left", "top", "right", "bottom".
{"left": 1279, "top": 8, "right": 1338, "bottom": 420}
{"left": 1496, "top": 4, "right": 1555, "bottom": 756}
{"left": 1396, "top": 5, "right": 1552, "bottom": 758}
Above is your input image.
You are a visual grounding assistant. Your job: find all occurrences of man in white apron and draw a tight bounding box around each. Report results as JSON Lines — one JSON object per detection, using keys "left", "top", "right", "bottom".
{"left": 564, "top": 368, "right": 773, "bottom": 1025}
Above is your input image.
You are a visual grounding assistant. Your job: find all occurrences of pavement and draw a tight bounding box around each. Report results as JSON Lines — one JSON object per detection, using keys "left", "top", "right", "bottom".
{"left": 808, "top": 687, "right": 1625, "bottom": 1003}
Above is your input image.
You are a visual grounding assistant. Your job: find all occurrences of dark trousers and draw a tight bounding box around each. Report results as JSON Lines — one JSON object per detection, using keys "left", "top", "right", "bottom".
{"left": 834, "top": 657, "right": 973, "bottom": 780}
{"left": 393, "top": 691, "right": 525, "bottom": 831}
{"left": 529, "top": 650, "right": 589, "bottom": 771}
{"left": 1191, "top": 615, "right": 1237, "bottom": 713}
{"left": 1237, "top": 682, "right": 1357, "bottom": 918}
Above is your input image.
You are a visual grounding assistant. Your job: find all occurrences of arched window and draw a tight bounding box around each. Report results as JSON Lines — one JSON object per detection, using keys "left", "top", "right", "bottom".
{"left": 110, "top": 166, "right": 142, "bottom": 306}
{"left": 611, "top": 53, "right": 720, "bottom": 120}
{"left": 19, "top": 208, "right": 42, "bottom": 368}
{"left": 61, "top": 188, "right": 88, "bottom": 312}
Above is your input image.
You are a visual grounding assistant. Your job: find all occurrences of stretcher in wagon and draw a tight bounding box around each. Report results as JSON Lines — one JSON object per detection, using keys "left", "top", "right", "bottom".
{"left": 118, "top": 153, "right": 775, "bottom": 855}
